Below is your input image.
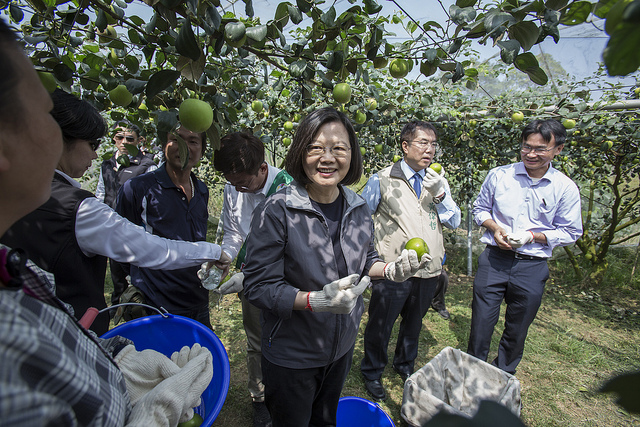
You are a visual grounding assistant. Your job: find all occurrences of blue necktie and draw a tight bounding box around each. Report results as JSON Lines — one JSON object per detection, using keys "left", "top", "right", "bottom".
{"left": 412, "top": 173, "right": 422, "bottom": 198}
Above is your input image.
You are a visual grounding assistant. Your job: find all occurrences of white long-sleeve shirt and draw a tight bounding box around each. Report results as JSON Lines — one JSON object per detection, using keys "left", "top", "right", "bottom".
{"left": 221, "top": 164, "right": 283, "bottom": 260}
{"left": 58, "top": 170, "right": 222, "bottom": 268}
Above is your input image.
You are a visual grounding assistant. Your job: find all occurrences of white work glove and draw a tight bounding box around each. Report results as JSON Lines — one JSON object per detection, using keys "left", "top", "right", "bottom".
{"left": 308, "top": 274, "right": 371, "bottom": 314}
{"left": 213, "top": 272, "right": 244, "bottom": 295}
{"left": 384, "top": 249, "right": 432, "bottom": 282}
{"left": 125, "top": 346, "right": 213, "bottom": 427}
{"left": 507, "top": 231, "right": 535, "bottom": 248}
{"left": 114, "top": 345, "right": 181, "bottom": 406}
{"left": 423, "top": 167, "right": 446, "bottom": 198}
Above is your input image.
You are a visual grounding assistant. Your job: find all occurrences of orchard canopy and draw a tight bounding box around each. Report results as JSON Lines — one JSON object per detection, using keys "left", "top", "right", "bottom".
{"left": 2, "top": 0, "right": 640, "bottom": 282}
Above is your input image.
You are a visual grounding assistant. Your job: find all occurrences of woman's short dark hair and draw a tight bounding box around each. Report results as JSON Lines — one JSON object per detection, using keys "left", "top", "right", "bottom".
{"left": 399, "top": 121, "right": 438, "bottom": 145}
{"left": 522, "top": 119, "right": 567, "bottom": 146}
{"left": 0, "top": 19, "right": 21, "bottom": 125}
{"left": 51, "top": 89, "right": 107, "bottom": 146}
{"left": 285, "top": 107, "right": 363, "bottom": 186}
{"left": 214, "top": 132, "right": 265, "bottom": 175}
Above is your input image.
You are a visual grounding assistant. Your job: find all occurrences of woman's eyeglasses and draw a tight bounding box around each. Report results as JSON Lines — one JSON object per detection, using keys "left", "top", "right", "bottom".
{"left": 305, "top": 144, "right": 351, "bottom": 158}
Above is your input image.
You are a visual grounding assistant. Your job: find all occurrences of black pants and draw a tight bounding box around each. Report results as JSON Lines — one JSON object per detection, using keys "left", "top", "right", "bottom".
{"left": 360, "top": 276, "right": 438, "bottom": 380}
{"left": 109, "top": 258, "right": 130, "bottom": 305}
{"left": 262, "top": 347, "right": 354, "bottom": 427}
{"left": 467, "top": 246, "right": 548, "bottom": 374}
{"left": 431, "top": 269, "right": 449, "bottom": 312}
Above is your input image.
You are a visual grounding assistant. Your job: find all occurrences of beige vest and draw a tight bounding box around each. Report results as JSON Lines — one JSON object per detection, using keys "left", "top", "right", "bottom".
{"left": 373, "top": 163, "right": 444, "bottom": 279}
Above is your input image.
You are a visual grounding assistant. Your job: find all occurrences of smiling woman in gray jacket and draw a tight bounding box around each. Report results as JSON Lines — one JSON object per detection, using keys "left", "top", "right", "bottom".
{"left": 243, "top": 107, "right": 430, "bottom": 426}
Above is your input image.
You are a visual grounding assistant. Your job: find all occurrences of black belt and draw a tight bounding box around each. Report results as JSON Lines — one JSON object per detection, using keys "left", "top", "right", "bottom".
{"left": 487, "top": 245, "right": 547, "bottom": 261}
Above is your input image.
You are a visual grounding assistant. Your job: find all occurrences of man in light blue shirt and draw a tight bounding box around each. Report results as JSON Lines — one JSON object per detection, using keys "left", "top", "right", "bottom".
{"left": 468, "top": 119, "right": 582, "bottom": 374}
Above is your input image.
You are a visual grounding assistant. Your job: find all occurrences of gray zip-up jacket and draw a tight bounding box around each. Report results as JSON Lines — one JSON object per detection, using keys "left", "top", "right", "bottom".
{"left": 243, "top": 181, "right": 381, "bottom": 369}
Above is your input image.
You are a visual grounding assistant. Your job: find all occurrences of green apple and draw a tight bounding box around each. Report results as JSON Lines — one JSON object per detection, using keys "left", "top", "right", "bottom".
{"left": 109, "top": 85, "right": 132, "bottom": 107}
{"left": 333, "top": 83, "right": 352, "bottom": 104}
{"left": 393, "top": 154, "right": 402, "bottom": 162}
{"left": 284, "top": 121, "right": 294, "bottom": 132}
{"left": 365, "top": 98, "right": 378, "bottom": 110}
{"left": 430, "top": 162, "right": 442, "bottom": 174}
{"left": 360, "top": 147, "right": 366, "bottom": 156}
{"left": 389, "top": 58, "right": 409, "bottom": 79}
{"left": 179, "top": 98, "right": 214, "bottom": 133}
{"left": 511, "top": 111, "right": 524, "bottom": 123}
{"left": 354, "top": 111, "right": 366, "bottom": 124}
{"left": 562, "top": 118, "right": 576, "bottom": 129}
{"left": 374, "top": 144, "right": 383, "bottom": 153}
{"left": 178, "top": 413, "right": 203, "bottom": 427}
{"left": 405, "top": 237, "right": 429, "bottom": 259}
{"left": 251, "top": 100, "right": 263, "bottom": 113}
{"left": 282, "top": 137, "right": 292, "bottom": 147}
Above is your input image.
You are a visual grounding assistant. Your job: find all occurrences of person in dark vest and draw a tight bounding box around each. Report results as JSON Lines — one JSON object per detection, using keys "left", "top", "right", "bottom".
{"left": 95, "top": 120, "right": 157, "bottom": 305}
{"left": 1, "top": 90, "right": 230, "bottom": 335}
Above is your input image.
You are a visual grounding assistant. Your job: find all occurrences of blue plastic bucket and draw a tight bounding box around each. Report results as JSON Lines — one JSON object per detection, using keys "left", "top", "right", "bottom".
{"left": 102, "top": 314, "right": 230, "bottom": 426}
{"left": 337, "top": 396, "right": 395, "bottom": 426}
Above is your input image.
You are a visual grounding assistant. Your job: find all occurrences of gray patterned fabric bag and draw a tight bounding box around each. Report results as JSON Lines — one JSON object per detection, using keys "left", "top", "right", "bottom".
{"left": 401, "top": 346, "right": 521, "bottom": 426}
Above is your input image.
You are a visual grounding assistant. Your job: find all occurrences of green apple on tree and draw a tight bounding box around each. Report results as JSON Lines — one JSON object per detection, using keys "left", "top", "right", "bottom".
{"left": 293, "top": 113, "right": 302, "bottom": 122}
{"left": 354, "top": 111, "right": 366, "bottom": 124}
{"left": 251, "top": 100, "right": 263, "bottom": 113}
{"left": 179, "top": 98, "right": 214, "bottom": 133}
{"left": 393, "top": 154, "right": 402, "bottom": 162}
{"left": 405, "top": 237, "right": 429, "bottom": 259}
{"left": 562, "top": 118, "right": 576, "bottom": 129}
{"left": 333, "top": 83, "right": 351, "bottom": 104}
{"left": 37, "top": 71, "right": 57, "bottom": 93}
{"left": 511, "top": 111, "right": 524, "bottom": 123}
{"left": 365, "top": 98, "right": 378, "bottom": 110}
{"left": 374, "top": 144, "right": 384, "bottom": 153}
{"left": 282, "top": 137, "right": 292, "bottom": 147}
{"left": 98, "top": 25, "right": 117, "bottom": 43}
{"left": 389, "top": 58, "right": 409, "bottom": 79}
{"left": 284, "top": 121, "right": 294, "bottom": 132}
{"left": 109, "top": 85, "right": 133, "bottom": 107}
{"left": 360, "top": 147, "right": 366, "bottom": 156}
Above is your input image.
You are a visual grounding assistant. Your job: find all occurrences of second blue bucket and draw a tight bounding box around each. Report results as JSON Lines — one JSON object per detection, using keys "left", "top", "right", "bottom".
{"left": 337, "top": 396, "right": 395, "bottom": 426}
{"left": 102, "top": 314, "right": 230, "bottom": 426}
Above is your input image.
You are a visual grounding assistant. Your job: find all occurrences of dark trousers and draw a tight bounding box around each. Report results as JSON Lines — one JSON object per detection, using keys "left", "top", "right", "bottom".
{"left": 467, "top": 246, "right": 549, "bottom": 374}
{"left": 109, "top": 258, "right": 130, "bottom": 305}
{"left": 431, "top": 269, "right": 449, "bottom": 312}
{"left": 360, "top": 276, "right": 438, "bottom": 380}
{"left": 262, "top": 347, "right": 354, "bottom": 427}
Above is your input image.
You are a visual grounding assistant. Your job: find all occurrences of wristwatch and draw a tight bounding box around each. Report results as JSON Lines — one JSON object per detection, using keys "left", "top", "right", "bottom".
{"left": 432, "top": 192, "right": 446, "bottom": 204}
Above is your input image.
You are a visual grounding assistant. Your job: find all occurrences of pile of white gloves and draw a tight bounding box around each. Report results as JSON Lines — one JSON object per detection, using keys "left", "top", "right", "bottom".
{"left": 116, "top": 343, "right": 213, "bottom": 426}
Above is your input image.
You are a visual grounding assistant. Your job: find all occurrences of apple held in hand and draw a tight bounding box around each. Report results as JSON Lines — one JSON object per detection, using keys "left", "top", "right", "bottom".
{"left": 405, "top": 237, "right": 429, "bottom": 260}
{"left": 429, "top": 162, "right": 442, "bottom": 174}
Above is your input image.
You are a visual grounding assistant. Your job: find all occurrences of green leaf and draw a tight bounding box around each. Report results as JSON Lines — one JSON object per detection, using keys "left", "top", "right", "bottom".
{"left": 514, "top": 52, "right": 548, "bottom": 85}
{"left": 497, "top": 39, "right": 521, "bottom": 63}
{"left": 546, "top": 0, "right": 571, "bottom": 10}
{"left": 449, "top": 5, "right": 477, "bottom": 25}
{"left": 289, "top": 60, "right": 307, "bottom": 78}
{"left": 594, "top": 0, "right": 617, "bottom": 18}
{"left": 287, "top": 4, "right": 303, "bottom": 24}
{"left": 321, "top": 6, "right": 336, "bottom": 26}
{"left": 484, "top": 11, "right": 517, "bottom": 34}
{"left": 560, "top": 1, "right": 593, "bottom": 25}
{"left": 296, "top": 0, "right": 313, "bottom": 14}
{"left": 603, "top": 21, "right": 640, "bottom": 75}
{"left": 9, "top": 3, "right": 24, "bottom": 22}
{"left": 145, "top": 69, "right": 180, "bottom": 99}
{"left": 176, "top": 21, "right": 202, "bottom": 62}
{"left": 95, "top": 9, "right": 107, "bottom": 31}
{"left": 508, "top": 20, "right": 539, "bottom": 51}
{"left": 206, "top": 6, "right": 221, "bottom": 31}
{"left": 363, "top": 0, "right": 383, "bottom": 14}
{"left": 456, "top": 0, "right": 477, "bottom": 6}
{"left": 123, "top": 143, "right": 139, "bottom": 156}
{"left": 274, "top": 3, "right": 290, "bottom": 28}
{"left": 452, "top": 62, "right": 465, "bottom": 83}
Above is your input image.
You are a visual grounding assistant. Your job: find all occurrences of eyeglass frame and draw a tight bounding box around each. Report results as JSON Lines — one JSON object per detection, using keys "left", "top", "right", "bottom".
{"left": 520, "top": 143, "right": 557, "bottom": 154}
{"left": 225, "top": 162, "right": 266, "bottom": 191}
{"left": 305, "top": 143, "right": 352, "bottom": 158}
{"left": 407, "top": 139, "right": 439, "bottom": 150}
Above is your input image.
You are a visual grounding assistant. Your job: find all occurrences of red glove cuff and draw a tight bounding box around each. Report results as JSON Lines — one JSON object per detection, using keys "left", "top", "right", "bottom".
{"left": 305, "top": 292, "right": 313, "bottom": 311}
